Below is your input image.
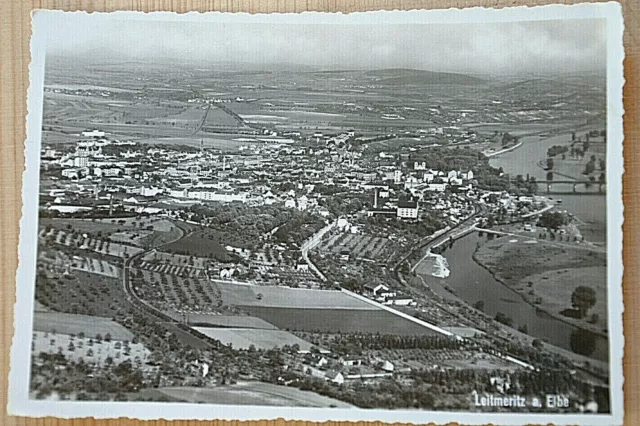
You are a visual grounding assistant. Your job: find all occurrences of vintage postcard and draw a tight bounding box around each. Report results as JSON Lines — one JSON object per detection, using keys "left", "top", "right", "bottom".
{"left": 9, "top": 3, "right": 624, "bottom": 425}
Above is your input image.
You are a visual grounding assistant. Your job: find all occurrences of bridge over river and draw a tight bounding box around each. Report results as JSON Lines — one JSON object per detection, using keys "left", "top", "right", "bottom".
{"left": 536, "top": 180, "right": 605, "bottom": 195}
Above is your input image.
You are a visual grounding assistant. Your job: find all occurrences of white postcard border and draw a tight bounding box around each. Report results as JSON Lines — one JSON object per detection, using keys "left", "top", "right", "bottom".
{"left": 9, "top": 3, "right": 625, "bottom": 425}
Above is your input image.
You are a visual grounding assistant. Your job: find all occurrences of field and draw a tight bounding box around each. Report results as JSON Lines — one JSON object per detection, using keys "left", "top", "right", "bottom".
{"left": 474, "top": 236, "right": 607, "bottom": 334}
{"left": 241, "top": 306, "right": 441, "bottom": 336}
{"left": 40, "top": 228, "right": 143, "bottom": 258}
{"left": 32, "top": 312, "right": 134, "bottom": 340}
{"left": 217, "top": 282, "right": 379, "bottom": 309}
{"left": 151, "top": 383, "right": 353, "bottom": 407}
{"left": 163, "top": 227, "right": 231, "bottom": 261}
{"left": 35, "top": 270, "right": 127, "bottom": 318}
{"left": 137, "top": 260, "right": 205, "bottom": 279}
{"left": 165, "top": 314, "right": 278, "bottom": 329}
{"left": 317, "top": 232, "right": 394, "bottom": 260}
{"left": 133, "top": 268, "right": 221, "bottom": 313}
{"left": 40, "top": 217, "right": 182, "bottom": 249}
{"left": 141, "top": 251, "right": 208, "bottom": 269}
{"left": 514, "top": 266, "right": 607, "bottom": 332}
{"left": 38, "top": 248, "right": 121, "bottom": 278}
{"left": 32, "top": 331, "right": 150, "bottom": 366}
{"left": 359, "top": 348, "right": 517, "bottom": 372}
{"left": 193, "top": 327, "right": 320, "bottom": 352}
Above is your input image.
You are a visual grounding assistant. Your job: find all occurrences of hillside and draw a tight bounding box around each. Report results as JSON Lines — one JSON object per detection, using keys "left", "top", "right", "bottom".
{"left": 366, "top": 68, "right": 485, "bottom": 85}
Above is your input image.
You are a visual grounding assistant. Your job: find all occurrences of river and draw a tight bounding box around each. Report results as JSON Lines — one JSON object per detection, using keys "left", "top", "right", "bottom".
{"left": 489, "top": 131, "right": 607, "bottom": 243}
{"left": 437, "top": 232, "right": 608, "bottom": 362}
{"left": 431, "top": 131, "right": 609, "bottom": 361}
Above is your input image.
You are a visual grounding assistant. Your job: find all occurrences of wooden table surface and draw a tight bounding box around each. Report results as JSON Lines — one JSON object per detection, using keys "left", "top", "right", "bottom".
{"left": 1, "top": 0, "right": 638, "bottom": 425}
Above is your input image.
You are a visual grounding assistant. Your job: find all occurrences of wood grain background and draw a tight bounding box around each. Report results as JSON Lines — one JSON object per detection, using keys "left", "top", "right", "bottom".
{"left": 1, "top": 1, "right": 637, "bottom": 425}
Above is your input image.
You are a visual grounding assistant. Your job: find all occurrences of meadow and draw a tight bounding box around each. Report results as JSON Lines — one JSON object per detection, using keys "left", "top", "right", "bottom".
{"left": 217, "top": 282, "right": 379, "bottom": 310}
{"left": 241, "top": 306, "right": 442, "bottom": 336}
{"left": 32, "top": 312, "right": 134, "bottom": 341}
{"left": 192, "top": 327, "right": 320, "bottom": 352}
{"left": 151, "top": 383, "right": 353, "bottom": 407}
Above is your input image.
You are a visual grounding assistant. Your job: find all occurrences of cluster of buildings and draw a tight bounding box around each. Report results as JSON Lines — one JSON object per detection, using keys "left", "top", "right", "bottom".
{"left": 363, "top": 283, "right": 416, "bottom": 306}
{"left": 41, "top": 128, "right": 476, "bottom": 228}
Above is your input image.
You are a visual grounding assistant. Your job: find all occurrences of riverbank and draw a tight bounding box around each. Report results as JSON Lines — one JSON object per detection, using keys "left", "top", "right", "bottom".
{"left": 413, "top": 250, "right": 610, "bottom": 374}
{"left": 472, "top": 235, "right": 608, "bottom": 339}
{"left": 483, "top": 140, "right": 523, "bottom": 158}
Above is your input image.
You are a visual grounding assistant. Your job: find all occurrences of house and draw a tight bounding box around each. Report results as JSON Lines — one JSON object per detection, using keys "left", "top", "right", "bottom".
{"left": 325, "top": 370, "right": 345, "bottom": 385}
{"left": 393, "top": 170, "right": 403, "bottom": 184}
{"left": 382, "top": 293, "right": 415, "bottom": 306}
{"left": 101, "top": 167, "right": 123, "bottom": 177}
{"left": 404, "top": 176, "right": 420, "bottom": 189}
{"left": 339, "top": 250, "right": 350, "bottom": 262}
{"left": 379, "top": 360, "right": 395, "bottom": 372}
{"left": 61, "top": 167, "right": 89, "bottom": 180}
{"left": 363, "top": 283, "right": 396, "bottom": 299}
{"left": 414, "top": 161, "right": 427, "bottom": 170}
{"left": 73, "top": 156, "right": 89, "bottom": 168}
{"left": 297, "top": 195, "right": 309, "bottom": 211}
{"left": 397, "top": 199, "right": 419, "bottom": 219}
{"left": 340, "top": 356, "right": 363, "bottom": 367}
{"left": 284, "top": 199, "right": 296, "bottom": 209}
{"left": 316, "top": 356, "right": 329, "bottom": 368}
{"left": 82, "top": 129, "right": 105, "bottom": 138}
{"left": 366, "top": 208, "right": 396, "bottom": 218}
{"left": 490, "top": 376, "right": 512, "bottom": 394}
{"left": 426, "top": 182, "right": 447, "bottom": 192}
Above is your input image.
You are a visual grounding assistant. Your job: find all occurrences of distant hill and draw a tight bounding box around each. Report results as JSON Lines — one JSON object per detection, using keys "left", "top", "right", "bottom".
{"left": 366, "top": 68, "right": 485, "bottom": 85}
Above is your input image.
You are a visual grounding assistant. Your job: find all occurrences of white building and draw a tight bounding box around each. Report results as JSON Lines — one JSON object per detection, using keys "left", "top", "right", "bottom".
{"left": 61, "top": 168, "right": 87, "bottom": 180}
{"left": 82, "top": 129, "right": 105, "bottom": 138}
{"left": 414, "top": 161, "right": 427, "bottom": 170}
{"left": 404, "top": 176, "right": 420, "bottom": 189}
{"left": 393, "top": 170, "right": 403, "bottom": 184}
{"left": 297, "top": 195, "right": 309, "bottom": 211}
{"left": 426, "top": 183, "right": 447, "bottom": 192}
{"left": 73, "top": 156, "right": 89, "bottom": 168}
{"left": 187, "top": 190, "right": 248, "bottom": 203}
{"left": 397, "top": 200, "right": 419, "bottom": 219}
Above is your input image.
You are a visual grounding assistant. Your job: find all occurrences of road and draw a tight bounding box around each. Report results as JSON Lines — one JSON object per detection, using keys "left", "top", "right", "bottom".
{"left": 300, "top": 221, "right": 336, "bottom": 282}
{"left": 121, "top": 220, "right": 197, "bottom": 325}
{"left": 192, "top": 104, "right": 212, "bottom": 135}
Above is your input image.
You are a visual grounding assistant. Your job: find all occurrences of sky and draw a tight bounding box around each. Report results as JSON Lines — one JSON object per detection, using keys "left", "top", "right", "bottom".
{"left": 44, "top": 12, "right": 607, "bottom": 76}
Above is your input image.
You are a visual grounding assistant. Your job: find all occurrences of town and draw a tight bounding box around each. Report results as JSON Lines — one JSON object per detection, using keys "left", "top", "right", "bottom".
{"left": 30, "top": 58, "right": 609, "bottom": 412}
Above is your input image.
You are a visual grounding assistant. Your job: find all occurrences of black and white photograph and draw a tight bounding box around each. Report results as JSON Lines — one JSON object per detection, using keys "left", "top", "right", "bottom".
{"left": 9, "top": 4, "right": 625, "bottom": 425}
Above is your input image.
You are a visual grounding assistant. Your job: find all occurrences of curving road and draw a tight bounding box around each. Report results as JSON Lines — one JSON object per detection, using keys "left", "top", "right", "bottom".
{"left": 121, "top": 220, "right": 196, "bottom": 324}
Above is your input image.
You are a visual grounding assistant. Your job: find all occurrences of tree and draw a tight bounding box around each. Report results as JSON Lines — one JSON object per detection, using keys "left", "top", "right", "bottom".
{"left": 571, "top": 286, "right": 597, "bottom": 318}
{"left": 538, "top": 212, "right": 566, "bottom": 230}
{"left": 494, "top": 312, "right": 514, "bottom": 327}
{"left": 584, "top": 161, "right": 596, "bottom": 175}
{"left": 546, "top": 171, "right": 554, "bottom": 181}
{"left": 546, "top": 158, "right": 554, "bottom": 170}
{"left": 570, "top": 329, "right": 597, "bottom": 356}
{"left": 473, "top": 300, "right": 485, "bottom": 312}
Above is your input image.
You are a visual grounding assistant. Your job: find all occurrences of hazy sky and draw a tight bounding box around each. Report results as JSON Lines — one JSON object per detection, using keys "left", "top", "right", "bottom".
{"left": 45, "top": 13, "right": 606, "bottom": 75}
